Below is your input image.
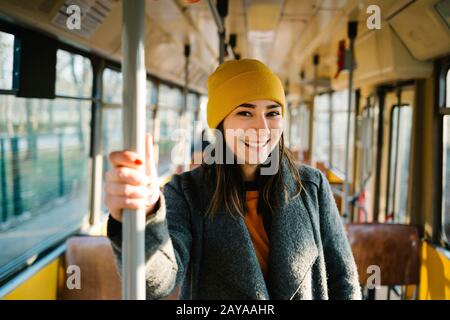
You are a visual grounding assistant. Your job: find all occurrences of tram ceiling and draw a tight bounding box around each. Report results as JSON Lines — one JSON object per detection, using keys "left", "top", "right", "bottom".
{"left": 0, "top": 0, "right": 447, "bottom": 94}
{"left": 0, "top": 0, "right": 351, "bottom": 88}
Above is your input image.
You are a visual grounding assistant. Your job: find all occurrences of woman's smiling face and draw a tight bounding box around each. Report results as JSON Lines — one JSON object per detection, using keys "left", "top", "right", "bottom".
{"left": 222, "top": 99, "right": 284, "bottom": 165}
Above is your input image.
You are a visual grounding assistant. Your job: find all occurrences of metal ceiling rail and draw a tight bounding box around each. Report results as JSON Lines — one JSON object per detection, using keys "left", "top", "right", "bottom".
{"left": 206, "top": 0, "right": 225, "bottom": 34}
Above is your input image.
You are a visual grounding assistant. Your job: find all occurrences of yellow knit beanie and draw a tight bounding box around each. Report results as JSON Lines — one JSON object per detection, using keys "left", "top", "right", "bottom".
{"left": 206, "top": 59, "right": 286, "bottom": 129}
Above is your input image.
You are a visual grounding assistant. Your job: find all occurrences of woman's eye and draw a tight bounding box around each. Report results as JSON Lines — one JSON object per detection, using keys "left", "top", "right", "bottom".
{"left": 237, "top": 111, "right": 252, "bottom": 117}
{"left": 267, "top": 111, "right": 281, "bottom": 117}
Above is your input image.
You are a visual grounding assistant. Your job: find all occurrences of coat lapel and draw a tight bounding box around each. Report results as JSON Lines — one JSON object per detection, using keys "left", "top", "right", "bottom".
{"left": 204, "top": 207, "right": 271, "bottom": 299}
{"left": 198, "top": 161, "right": 318, "bottom": 300}
{"left": 267, "top": 166, "right": 319, "bottom": 299}
{"left": 199, "top": 170, "right": 269, "bottom": 299}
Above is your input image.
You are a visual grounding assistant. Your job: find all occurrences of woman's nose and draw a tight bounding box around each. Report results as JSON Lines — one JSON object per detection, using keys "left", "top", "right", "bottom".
{"left": 253, "top": 113, "right": 270, "bottom": 131}
{"left": 248, "top": 115, "right": 271, "bottom": 141}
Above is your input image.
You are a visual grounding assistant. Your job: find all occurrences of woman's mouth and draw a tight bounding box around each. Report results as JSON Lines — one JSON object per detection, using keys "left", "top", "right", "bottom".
{"left": 243, "top": 139, "right": 270, "bottom": 149}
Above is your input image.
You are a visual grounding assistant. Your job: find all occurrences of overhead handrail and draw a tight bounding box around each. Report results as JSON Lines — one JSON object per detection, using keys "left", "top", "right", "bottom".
{"left": 342, "top": 21, "right": 358, "bottom": 223}
{"left": 207, "top": 0, "right": 228, "bottom": 64}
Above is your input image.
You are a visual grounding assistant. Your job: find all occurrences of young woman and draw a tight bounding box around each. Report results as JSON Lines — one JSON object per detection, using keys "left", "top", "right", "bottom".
{"left": 105, "top": 59, "right": 361, "bottom": 300}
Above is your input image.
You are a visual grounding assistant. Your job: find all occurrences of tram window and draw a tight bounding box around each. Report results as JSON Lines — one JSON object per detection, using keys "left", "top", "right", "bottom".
{"left": 148, "top": 80, "right": 158, "bottom": 106}
{"left": 443, "top": 116, "right": 450, "bottom": 244}
{"left": 101, "top": 71, "right": 159, "bottom": 212}
{"left": 289, "top": 107, "right": 300, "bottom": 149}
{"left": 157, "top": 84, "right": 183, "bottom": 176}
{"left": 186, "top": 92, "right": 199, "bottom": 142}
{"left": 100, "top": 104, "right": 122, "bottom": 214}
{"left": 102, "top": 71, "right": 156, "bottom": 150}
{"left": 386, "top": 105, "right": 412, "bottom": 223}
{"left": 313, "top": 94, "right": 330, "bottom": 167}
{"left": 199, "top": 95, "right": 209, "bottom": 127}
{"left": 447, "top": 68, "right": 450, "bottom": 108}
{"left": 101, "top": 68, "right": 123, "bottom": 179}
{"left": 103, "top": 69, "right": 155, "bottom": 107}
{"left": 100, "top": 72, "right": 164, "bottom": 184}
{"left": 357, "top": 104, "right": 376, "bottom": 182}
{"left": 284, "top": 105, "right": 291, "bottom": 147}
{"left": 187, "top": 92, "right": 199, "bottom": 114}
{"left": 102, "top": 68, "right": 123, "bottom": 104}
{"left": 442, "top": 68, "right": 450, "bottom": 245}
{"left": 180, "top": 93, "right": 200, "bottom": 164}
{"left": 102, "top": 68, "right": 123, "bottom": 148}
{"left": 0, "top": 31, "right": 15, "bottom": 90}
{"left": 197, "top": 95, "right": 210, "bottom": 143}
{"left": 332, "top": 90, "right": 355, "bottom": 177}
{"left": 102, "top": 107, "right": 123, "bottom": 156}
{"left": 289, "top": 103, "right": 308, "bottom": 154}
{"left": 0, "top": 95, "right": 91, "bottom": 278}
{"left": 299, "top": 103, "right": 310, "bottom": 155}
{"left": 146, "top": 80, "right": 158, "bottom": 134}
{"left": 55, "top": 50, "right": 92, "bottom": 98}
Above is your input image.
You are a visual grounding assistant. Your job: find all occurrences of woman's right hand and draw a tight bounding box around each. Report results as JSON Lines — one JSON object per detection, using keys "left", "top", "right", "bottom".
{"left": 104, "top": 134, "right": 160, "bottom": 222}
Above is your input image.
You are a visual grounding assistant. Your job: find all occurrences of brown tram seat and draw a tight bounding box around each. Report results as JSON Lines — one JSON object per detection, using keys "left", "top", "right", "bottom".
{"left": 60, "top": 236, "right": 180, "bottom": 300}
{"left": 345, "top": 223, "right": 421, "bottom": 287}
{"left": 315, "top": 161, "right": 328, "bottom": 175}
{"left": 59, "top": 236, "right": 122, "bottom": 300}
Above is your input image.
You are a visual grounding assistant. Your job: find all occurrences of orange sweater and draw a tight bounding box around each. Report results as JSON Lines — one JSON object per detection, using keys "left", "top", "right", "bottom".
{"left": 244, "top": 190, "right": 270, "bottom": 278}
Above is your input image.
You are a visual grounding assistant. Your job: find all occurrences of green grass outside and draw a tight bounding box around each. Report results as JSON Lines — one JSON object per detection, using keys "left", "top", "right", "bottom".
{"left": 0, "top": 142, "right": 88, "bottom": 223}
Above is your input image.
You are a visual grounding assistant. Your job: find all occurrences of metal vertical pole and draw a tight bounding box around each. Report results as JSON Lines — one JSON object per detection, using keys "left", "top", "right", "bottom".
{"left": 373, "top": 88, "right": 386, "bottom": 222}
{"left": 183, "top": 45, "right": 190, "bottom": 113}
{"left": 390, "top": 89, "right": 402, "bottom": 222}
{"left": 181, "top": 44, "right": 191, "bottom": 171}
{"left": 216, "top": 0, "right": 228, "bottom": 64}
{"left": 342, "top": 21, "right": 358, "bottom": 221}
{"left": 206, "top": 0, "right": 227, "bottom": 64}
{"left": 88, "top": 58, "right": 104, "bottom": 226}
{"left": 285, "top": 80, "right": 292, "bottom": 147}
{"left": 299, "top": 71, "right": 308, "bottom": 161}
{"left": 121, "top": 0, "right": 146, "bottom": 300}
{"left": 328, "top": 91, "right": 333, "bottom": 168}
{"left": 219, "top": 17, "right": 225, "bottom": 64}
{"left": 309, "top": 55, "right": 319, "bottom": 165}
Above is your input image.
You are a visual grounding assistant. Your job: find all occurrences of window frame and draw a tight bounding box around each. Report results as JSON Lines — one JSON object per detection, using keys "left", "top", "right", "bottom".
{"left": 0, "top": 20, "right": 21, "bottom": 96}
{"left": 313, "top": 91, "right": 332, "bottom": 168}
{"left": 355, "top": 94, "right": 377, "bottom": 199}
{"left": 329, "top": 89, "right": 356, "bottom": 177}
{"left": 0, "top": 16, "right": 204, "bottom": 284}
{"left": 101, "top": 66, "right": 123, "bottom": 105}
{"left": 385, "top": 103, "right": 413, "bottom": 223}
{"left": 437, "top": 56, "right": 450, "bottom": 249}
{"left": 0, "top": 30, "right": 18, "bottom": 94}
{"left": 54, "top": 48, "right": 95, "bottom": 100}
{"left": 0, "top": 40, "right": 97, "bottom": 283}
{"left": 0, "top": 22, "right": 100, "bottom": 283}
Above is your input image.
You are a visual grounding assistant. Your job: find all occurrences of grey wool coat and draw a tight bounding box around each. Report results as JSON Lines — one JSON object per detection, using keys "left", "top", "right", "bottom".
{"left": 107, "top": 161, "right": 362, "bottom": 300}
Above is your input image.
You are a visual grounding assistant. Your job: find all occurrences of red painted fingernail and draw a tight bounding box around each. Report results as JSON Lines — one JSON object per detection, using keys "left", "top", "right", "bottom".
{"left": 134, "top": 159, "right": 143, "bottom": 165}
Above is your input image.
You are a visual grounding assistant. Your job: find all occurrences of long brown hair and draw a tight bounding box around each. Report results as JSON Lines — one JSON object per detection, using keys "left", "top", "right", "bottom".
{"left": 202, "top": 123, "right": 303, "bottom": 217}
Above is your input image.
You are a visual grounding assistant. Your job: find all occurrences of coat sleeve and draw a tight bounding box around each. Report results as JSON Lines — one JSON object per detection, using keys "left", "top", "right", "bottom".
{"left": 107, "top": 174, "right": 192, "bottom": 300}
{"left": 317, "top": 171, "right": 362, "bottom": 300}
